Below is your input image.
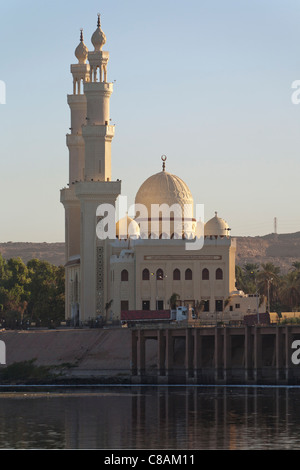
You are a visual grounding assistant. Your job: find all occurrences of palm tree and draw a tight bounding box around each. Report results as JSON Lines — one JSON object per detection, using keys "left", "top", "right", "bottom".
{"left": 291, "top": 261, "right": 300, "bottom": 271}
{"left": 291, "top": 261, "right": 300, "bottom": 281}
{"left": 257, "top": 263, "right": 281, "bottom": 312}
{"left": 244, "top": 263, "right": 260, "bottom": 294}
{"left": 279, "top": 271, "right": 300, "bottom": 312}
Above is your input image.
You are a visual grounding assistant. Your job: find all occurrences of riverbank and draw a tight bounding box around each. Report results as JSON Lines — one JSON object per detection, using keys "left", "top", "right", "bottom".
{"left": 0, "top": 328, "right": 136, "bottom": 384}
{"left": 2, "top": 325, "right": 300, "bottom": 387}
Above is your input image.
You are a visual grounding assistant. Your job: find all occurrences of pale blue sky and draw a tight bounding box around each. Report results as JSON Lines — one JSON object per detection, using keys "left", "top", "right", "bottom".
{"left": 1, "top": 0, "right": 300, "bottom": 241}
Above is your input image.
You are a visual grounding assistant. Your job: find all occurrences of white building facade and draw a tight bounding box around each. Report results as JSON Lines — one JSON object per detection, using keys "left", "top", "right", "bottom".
{"left": 61, "top": 15, "right": 263, "bottom": 325}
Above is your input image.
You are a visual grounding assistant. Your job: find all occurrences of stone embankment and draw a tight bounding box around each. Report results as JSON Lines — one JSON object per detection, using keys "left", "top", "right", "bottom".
{"left": 0, "top": 328, "right": 138, "bottom": 382}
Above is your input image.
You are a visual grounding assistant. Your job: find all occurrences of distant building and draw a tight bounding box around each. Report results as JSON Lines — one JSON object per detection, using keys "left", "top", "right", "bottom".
{"left": 60, "top": 15, "right": 262, "bottom": 325}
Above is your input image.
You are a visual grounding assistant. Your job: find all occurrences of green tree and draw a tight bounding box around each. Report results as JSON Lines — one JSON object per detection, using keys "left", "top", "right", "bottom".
{"left": 26, "top": 259, "right": 65, "bottom": 325}
{"left": 236, "top": 263, "right": 260, "bottom": 294}
{"left": 257, "top": 263, "right": 281, "bottom": 312}
{"left": 169, "top": 293, "right": 180, "bottom": 309}
{"left": 279, "top": 271, "right": 300, "bottom": 312}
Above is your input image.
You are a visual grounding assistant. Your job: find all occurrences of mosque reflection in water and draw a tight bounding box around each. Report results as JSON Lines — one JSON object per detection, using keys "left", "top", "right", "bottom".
{"left": 0, "top": 386, "right": 300, "bottom": 449}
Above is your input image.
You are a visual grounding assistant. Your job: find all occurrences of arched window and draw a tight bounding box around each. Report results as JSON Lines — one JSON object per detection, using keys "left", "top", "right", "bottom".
{"left": 173, "top": 268, "right": 181, "bottom": 281}
{"left": 216, "top": 268, "right": 223, "bottom": 280}
{"left": 121, "top": 269, "right": 128, "bottom": 281}
{"left": 156, "top": 268, "right": 164, "bottom": 280}
{"left": 185, "top": 268, "right": 192, "bottom": 280}
{"left": 202, "top": 268, "right": 209, "bottom": 280}
{"left": 142, "top": 268, "right": 150, "bottom": 280}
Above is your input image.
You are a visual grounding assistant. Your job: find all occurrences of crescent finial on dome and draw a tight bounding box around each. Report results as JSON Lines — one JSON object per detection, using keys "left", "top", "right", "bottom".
{"left": 161, "top": 155, "right": 167, "bottom": 172}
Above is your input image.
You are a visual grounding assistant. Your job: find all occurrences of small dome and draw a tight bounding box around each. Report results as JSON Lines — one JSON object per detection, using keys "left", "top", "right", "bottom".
{"left": 75, "top": 30, "right": 88, "bottom": 64}
{"left": 205, "top": 212, "right": 230, "bottom": 237}
{"left": 91, "top": 14, "right": 106, "bottom": 51}
{"left": 116, "top": 216, "right": 140, "bottom": 239}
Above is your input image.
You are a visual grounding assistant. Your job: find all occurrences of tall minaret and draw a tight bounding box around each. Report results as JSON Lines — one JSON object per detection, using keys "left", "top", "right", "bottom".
{"left": 75, "top": 15, "right": 121, "bottom": 322}
{"left": 61, "top": 30, "right": 90, "bottom": 259}
{"left": 61, "top": 30, "right": 90, "bottom": 262}
{"left": 82, "top": 13, "right": 114, "bottom": 182}
{"left": 67, "top": 29, "right": 90, "bottom": 184}
{"left": 60, "top": 30, "right": 90, "bottom": 323}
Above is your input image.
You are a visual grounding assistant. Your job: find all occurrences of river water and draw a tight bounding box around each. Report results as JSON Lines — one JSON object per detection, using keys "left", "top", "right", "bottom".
{"left": 0, "top": 385, "right": 299, "bottom": 450}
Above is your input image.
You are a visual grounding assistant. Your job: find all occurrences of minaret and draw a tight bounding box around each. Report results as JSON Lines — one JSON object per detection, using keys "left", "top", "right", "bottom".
{"left": 60, "top": 30, "right": 90, "bottom": 323}
{"left": 61, "top": 30, "right": 90, "bottom": 261}
{"left": 82, "top": 13, "right": 114, "bottom": 181}
{"left": 67, "top": 29, "right": 90, "bottom": 184}
{"left": 75, "top": 15, "right": 121, "bottom": 322}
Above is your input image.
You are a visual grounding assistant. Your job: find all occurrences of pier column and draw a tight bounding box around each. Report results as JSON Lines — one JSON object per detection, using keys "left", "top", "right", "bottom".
{"left": 131, "top": 331, "right": 138, "bottom": 376}
{"left": 254, "top": 327, "right": 262, "bottom": 383}
{"left": 244, "top": 325, "right": 253, "bottom": 382}
{"left": 276, "top": 326, "right": 284, "bottom": 383}
{"left": 157, "top": 329, "right": 166, "bottom": 376}
{"left": 214, "top": 327, "right": 223, "bottom": 381}
{"left": 165, "top": 329, "right": 174, "bottom": 378}
{"left": 185, "top": 328, "right": 193, "bottom": 379}
{"left": 285, "top": 326, "right": 292, "bottom": 382}
{"left": 223, "top": 327, "right": 231, "bottom": 382}
{"left": 193, "top": 329, "right": 202, "bottom": 381}
{"left": 138, "top": 329, "right": 146, "bottom": 376}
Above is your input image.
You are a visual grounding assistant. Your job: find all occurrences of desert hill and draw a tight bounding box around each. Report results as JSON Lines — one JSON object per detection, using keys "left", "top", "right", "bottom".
{"left": 235, "top": 232, "right": 300, "bottom": 273}
{"left": 0, "top": 242, "right": 65, "bottom": 267}
{"left": 0, "top": 233, "right": 300, "bottom": 273}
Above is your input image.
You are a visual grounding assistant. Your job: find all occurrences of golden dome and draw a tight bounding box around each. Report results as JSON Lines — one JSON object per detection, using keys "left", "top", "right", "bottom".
{"left": 135, "top": 171, "right": 193, "bottom": 216}
{"left": 205, "top": 212, "right": 230, "bottom": 237}
{"left": 134, "top": 158, "right": 194, "bottom": 238}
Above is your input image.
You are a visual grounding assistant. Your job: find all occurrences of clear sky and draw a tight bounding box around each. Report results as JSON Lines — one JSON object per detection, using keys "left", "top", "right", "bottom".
{"left": 1, "top": 0, "right": 300, "bottom": 242}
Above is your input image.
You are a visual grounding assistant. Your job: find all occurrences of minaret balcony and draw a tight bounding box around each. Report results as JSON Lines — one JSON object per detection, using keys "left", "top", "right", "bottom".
{"left": 84, "top": 81, "right": 113, "bottom": 95}
{"left": 82, "top": 124, "right": 115, "bottom": 138}
{"left": 66, "top": 134, "right": 85, "bottom": 146}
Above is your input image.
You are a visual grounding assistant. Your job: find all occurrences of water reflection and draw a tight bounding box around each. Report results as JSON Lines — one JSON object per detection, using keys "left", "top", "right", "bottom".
{"left": 0, "top": 386, "right": 299, "bottom": 449}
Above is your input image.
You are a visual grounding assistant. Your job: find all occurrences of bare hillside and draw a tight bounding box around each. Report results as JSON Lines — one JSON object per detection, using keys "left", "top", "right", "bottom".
{"left": 235, "top": 233, "right": 300, "bottom": 273}
{"left": 0, "top": 242, "right": 65, "bottom": 266}
{"left": 0, "top": 233, "right": 300, "bottom": 273}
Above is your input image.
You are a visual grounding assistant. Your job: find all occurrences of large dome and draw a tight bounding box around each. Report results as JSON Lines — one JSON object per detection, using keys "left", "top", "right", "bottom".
{"left": 135, "top": 170, "right": 193, "bottom": 215}
{"left": 134, "top": 160, "right": 194, "bottom": 238}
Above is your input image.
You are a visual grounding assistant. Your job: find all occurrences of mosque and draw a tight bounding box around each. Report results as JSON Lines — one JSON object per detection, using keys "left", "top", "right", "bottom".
{"left": 60, "top": 15, "right": 263, "bottom": 325}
